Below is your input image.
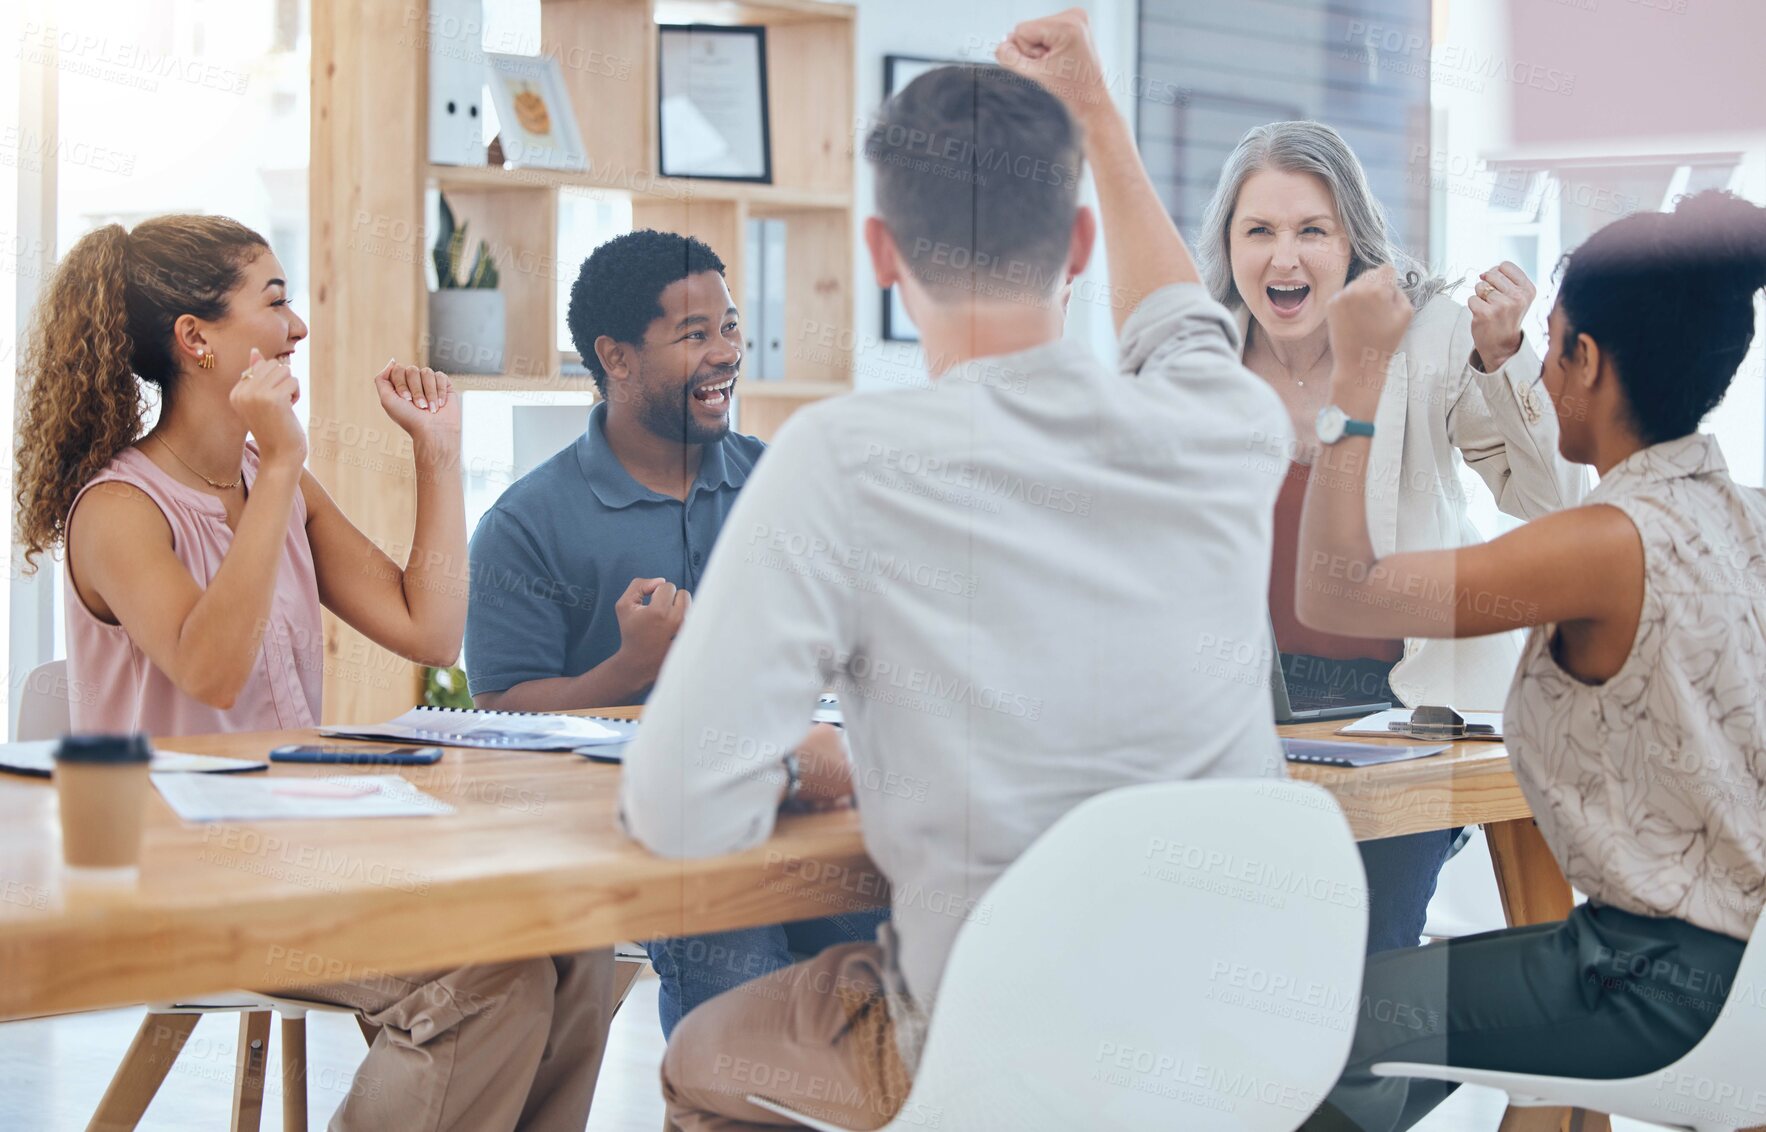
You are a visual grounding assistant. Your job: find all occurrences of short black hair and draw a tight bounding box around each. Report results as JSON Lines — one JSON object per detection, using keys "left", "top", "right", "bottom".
{"left": 864, "top": 65, "right": 1083, "bottom": 301}
{"left": 1557, "top": 190, "right": 1766, "bottom": 445}
{"left": 567, "top": 229, "right": 726, "bottom": 395}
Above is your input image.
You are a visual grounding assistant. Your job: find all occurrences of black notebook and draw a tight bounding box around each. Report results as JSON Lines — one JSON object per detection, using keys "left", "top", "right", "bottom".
{"left": 1282, "top": 738, "right": 1449, "bottom": 769}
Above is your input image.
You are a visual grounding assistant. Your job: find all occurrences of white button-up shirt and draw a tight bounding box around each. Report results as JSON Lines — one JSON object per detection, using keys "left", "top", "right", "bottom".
{"left": 621, "top": 283, "right": 1294, "bottom": 1012}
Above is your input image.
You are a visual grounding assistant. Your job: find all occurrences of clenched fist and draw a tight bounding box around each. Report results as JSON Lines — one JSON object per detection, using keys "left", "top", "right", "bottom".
{"left": 1467, "top": 261, "right": 1536, "bottom": 373}
{"left": 1326, "top": 265, "right": 1414, "bottom": 417}
{"left": 231, "top": 347, "right": 306, "bottom": 469}
{"left": 612, "top": 577, "right": 691, "bottom": 688}
{"left": 994, "top": 8, "right": 1112, "bottom": 123}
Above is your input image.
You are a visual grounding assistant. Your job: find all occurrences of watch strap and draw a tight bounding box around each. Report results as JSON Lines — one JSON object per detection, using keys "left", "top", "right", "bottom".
{"left": 782, "top": 753, "right": 803, "bottom": 805}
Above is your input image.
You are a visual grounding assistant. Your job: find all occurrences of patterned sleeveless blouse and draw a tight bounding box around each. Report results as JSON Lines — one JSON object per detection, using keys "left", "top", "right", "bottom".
{"left": 1507, "top": 433, "right": 1766, "bottom": 940}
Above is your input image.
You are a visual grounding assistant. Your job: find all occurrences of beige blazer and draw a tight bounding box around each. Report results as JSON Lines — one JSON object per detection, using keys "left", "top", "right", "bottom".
{"left": 1239, "top": 294, "right": 1589, "bottom": 710}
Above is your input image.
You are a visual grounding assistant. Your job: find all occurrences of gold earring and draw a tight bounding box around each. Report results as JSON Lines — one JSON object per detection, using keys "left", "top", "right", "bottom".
{"left": 197, "top": 351, "right": 216, "bottom": 370}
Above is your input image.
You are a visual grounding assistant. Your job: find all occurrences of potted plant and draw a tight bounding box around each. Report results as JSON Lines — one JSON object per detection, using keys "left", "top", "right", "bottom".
{"left": 428, "top": 194, "right": 505, "bottom": 374}
{"left": 423, "top": 664, "right": 474, "bottom": 709}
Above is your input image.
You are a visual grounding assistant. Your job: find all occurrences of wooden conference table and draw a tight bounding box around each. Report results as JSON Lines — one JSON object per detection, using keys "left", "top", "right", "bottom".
{"left": 0, "top": 711, "right": 1571, "bottom": 1024}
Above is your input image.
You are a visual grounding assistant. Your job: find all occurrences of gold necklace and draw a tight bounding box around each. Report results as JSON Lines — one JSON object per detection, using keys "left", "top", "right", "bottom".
{"left": 1281, "top": 345, "right": 1332, "bottom": 389}
{"left": 152, "top": 434, "right": 243, "bottom": 490}
{"left": 1252, "top": 326, "right": 1330, "bottom": 388}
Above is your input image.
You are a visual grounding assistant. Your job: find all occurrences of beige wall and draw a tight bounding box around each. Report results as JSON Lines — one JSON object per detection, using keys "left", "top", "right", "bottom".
{"left": 1506, "top": 0, "right": 1766, "bottom": 149}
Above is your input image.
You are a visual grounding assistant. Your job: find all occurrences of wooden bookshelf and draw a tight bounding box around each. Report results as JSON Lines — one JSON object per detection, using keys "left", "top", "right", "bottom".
{"left": 426, "top": 163, "right": 850, "bottom": 210}
{"left": 309, "top": 0, "right": 858, "bottom": 721}
{"left": 417, "top": 0, "right": 858, "bottom": 421}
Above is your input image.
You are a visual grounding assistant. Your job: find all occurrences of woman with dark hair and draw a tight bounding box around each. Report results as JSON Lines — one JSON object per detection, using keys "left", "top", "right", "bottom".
{"left": 1296, "top": 190, "right": 1766, "bottom": 1130}
{"left": 16, "top": 215, "right": 611, "bottom": 1131}
{"left": 1198, "top": 120, "right": 1588, "bottom": 955}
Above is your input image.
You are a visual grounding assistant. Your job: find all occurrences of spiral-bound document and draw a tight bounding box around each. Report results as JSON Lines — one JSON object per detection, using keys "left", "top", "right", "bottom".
{"left": 1281, "top": 738, "right": 1449, "bottom": 768}
{"left": 320, "top": 707, "right": 631, "bottom": 751}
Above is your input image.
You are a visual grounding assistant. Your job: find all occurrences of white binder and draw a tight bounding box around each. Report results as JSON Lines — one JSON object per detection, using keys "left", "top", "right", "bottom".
{"left": 427, "top": 0, "right": 486, "bottom": 166}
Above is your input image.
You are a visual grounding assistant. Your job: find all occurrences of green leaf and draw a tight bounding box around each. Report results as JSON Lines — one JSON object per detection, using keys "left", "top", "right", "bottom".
{"left": 444, "top": 221, "right": 470, "bottom": 290}
{"left": 467, "top": 241, "right": 500, "bottom": 289}
{"left": 422, "top": 665, "right": 475, "bottom": 709}
{"left": 432, "top": 195, "right": 458, "bottom": 289}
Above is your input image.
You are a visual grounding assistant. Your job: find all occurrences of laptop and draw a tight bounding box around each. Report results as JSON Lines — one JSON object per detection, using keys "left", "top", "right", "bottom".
{"left": 1267, "top": 620, "right": 1393, "bottom": 723}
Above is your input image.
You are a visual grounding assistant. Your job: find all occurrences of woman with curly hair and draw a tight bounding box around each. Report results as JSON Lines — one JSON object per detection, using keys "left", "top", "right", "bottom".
{"left": 17, "top": 214, "right": 464, "bottom": 730}
{"left": 16, "top": 215, "right": 613, "bottom": 1131}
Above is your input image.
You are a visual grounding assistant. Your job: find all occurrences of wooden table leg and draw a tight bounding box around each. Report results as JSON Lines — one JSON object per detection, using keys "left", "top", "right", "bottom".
{"left": 230, "top": 1011, "right": 271, "bottom": 1132}
{"left": 1487, "top": 818, "right": 1575, "bottom": 927}
{"left": 87, "top": 1011, "right": 202, "bottom": 1131}
{"left": 1497, "top": 1108, "right": 1612, "bottom": 1132}
{"left": 1485, "top": 819, "right": 1608, "bottom": 1132}
{"left": 279, "top": 1014, "right": 308, "bottom": 1132}
{"left": 1497, "top": 1107, "right": 1565, "bottom": 1132}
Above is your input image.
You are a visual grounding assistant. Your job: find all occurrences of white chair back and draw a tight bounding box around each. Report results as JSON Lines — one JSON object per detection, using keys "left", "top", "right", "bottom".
{"left": 16, "top": 659, "right": 72, "bottom": 742}
{"left": 1375, "top": 909, "right": 1766, "bottom": 1132}
{"left": 899, "top": 779, "right": 1368, "bottom": 1132}
{"left": 1656, "top": 922, "right": 1766, "bottom": 1129}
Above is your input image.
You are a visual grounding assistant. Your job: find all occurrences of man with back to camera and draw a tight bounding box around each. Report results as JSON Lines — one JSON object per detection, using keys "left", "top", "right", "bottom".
{"left": 464, "top": 229, "right": 885, "bottom": 1040}
{"left": 619, "top": 10, "right": 1296, "bottom": 1129}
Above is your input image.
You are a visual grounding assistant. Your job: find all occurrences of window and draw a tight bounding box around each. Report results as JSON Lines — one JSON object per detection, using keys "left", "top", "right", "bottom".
{"left": 1138, "top": 0, "right": 1766, "bottom": 533}
{"left": 1136, "top": 0, "right": 1434, "bottom": 251}
{"left": 1437, "top": 154, "right": 1759, "bottom": 538}
{"left": 5, "top": 0, "right": 309, "bottom": 730}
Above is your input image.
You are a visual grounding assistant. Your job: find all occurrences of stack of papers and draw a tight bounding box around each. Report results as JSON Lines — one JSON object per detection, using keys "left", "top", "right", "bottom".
{"left": 1283, "top": 738, "right": 1449, "bottom": 768}
{"left": 152, "top": 773, "right": 453, "bottom": 822}
{"left": 322, "top": 707, "right": 628, "bottom": 751}
{"left": 575, "top": 697, "right": 841, "bottom": 764}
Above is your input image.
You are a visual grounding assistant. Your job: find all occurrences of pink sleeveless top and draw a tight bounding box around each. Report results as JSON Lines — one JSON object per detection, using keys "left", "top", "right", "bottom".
{"left": 65, "top": 443, "right": 324, "bottom": 737}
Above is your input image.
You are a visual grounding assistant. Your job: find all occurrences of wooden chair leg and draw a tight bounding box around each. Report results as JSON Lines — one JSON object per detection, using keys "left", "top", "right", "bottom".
{"left": 230, "top": 1011, "right": 271, "bottom": 1132}
{"left": 87, "top": 1011, "right": 203, "bottom": 1132}
{"left": 279, "top": 1015, "right": 308, "bottom": 1132}
{"left": 610, "top": 957, "right": 647, "bottom": 1019}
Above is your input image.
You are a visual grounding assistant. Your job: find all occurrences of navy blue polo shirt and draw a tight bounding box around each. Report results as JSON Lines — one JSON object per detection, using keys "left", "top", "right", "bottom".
{"left": 464, "top": 401, "right": 765, "bottom": 698}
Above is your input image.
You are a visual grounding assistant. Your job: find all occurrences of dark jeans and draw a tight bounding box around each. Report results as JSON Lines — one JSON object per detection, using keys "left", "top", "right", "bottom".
{"left": 1359, "top": 828, "right": 1462, "bottom": 954}
{"left": 1304, "top": 903, "right": 1745, "bottom": 1131}
{"left": 1285, "top": 652, "right": 1463, "bottom": 955}
{"left": 643, "top": 909, "right": 891, "bottom": 1039}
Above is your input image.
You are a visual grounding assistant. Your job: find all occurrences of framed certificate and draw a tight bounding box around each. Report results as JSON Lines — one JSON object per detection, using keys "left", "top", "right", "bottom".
{"left": 880, "top": 55, "right": 961, "bottom": 342}
{"left": 657, "top": 25, "right": 772, "bottom": 183}
{"left": 483, "top": 52, "right": 588, "bottom": 171}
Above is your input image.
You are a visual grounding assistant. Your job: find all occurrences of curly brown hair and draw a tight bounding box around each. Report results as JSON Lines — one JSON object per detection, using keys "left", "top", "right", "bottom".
{"left": 15, "top": 214, "right": 269, "bottom": 570}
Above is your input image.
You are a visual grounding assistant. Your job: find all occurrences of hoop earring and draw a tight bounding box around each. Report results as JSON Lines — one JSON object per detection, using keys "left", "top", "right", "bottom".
{"left": 197, "top": 351, "right": 216, "bottom": 370}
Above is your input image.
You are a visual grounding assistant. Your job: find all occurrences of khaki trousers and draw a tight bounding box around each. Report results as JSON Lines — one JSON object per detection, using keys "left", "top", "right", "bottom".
{"left": 284, "top": 948, "right": 614, "bottom": 1132}
{"left": 660, "top": 942, "right": 911, "bottom": 1132}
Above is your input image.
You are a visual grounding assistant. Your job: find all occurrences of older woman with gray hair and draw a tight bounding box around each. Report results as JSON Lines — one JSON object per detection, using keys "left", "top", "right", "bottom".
{"left": 1198, "top": 120, "right": 1586, "bottom": 954}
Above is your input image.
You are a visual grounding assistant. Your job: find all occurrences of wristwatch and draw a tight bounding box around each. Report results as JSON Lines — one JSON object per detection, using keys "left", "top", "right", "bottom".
{"left": 1316, "top": 405, "right": 1376, "bottom": 445}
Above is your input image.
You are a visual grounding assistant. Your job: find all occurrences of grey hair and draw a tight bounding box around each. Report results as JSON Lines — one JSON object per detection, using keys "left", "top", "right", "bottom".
{"left": 1196, "top": 120, "right": 1448, "bottom": 311}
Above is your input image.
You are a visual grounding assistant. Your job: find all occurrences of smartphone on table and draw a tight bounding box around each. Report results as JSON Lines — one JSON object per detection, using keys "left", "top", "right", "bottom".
{"left": 269, "top": 745, "right": 444, "bottom": 766}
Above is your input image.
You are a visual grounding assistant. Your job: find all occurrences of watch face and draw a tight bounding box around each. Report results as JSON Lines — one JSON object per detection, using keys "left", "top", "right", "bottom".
{"left": 1316, "top": 405, "right": 1346, "bottom": 444}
